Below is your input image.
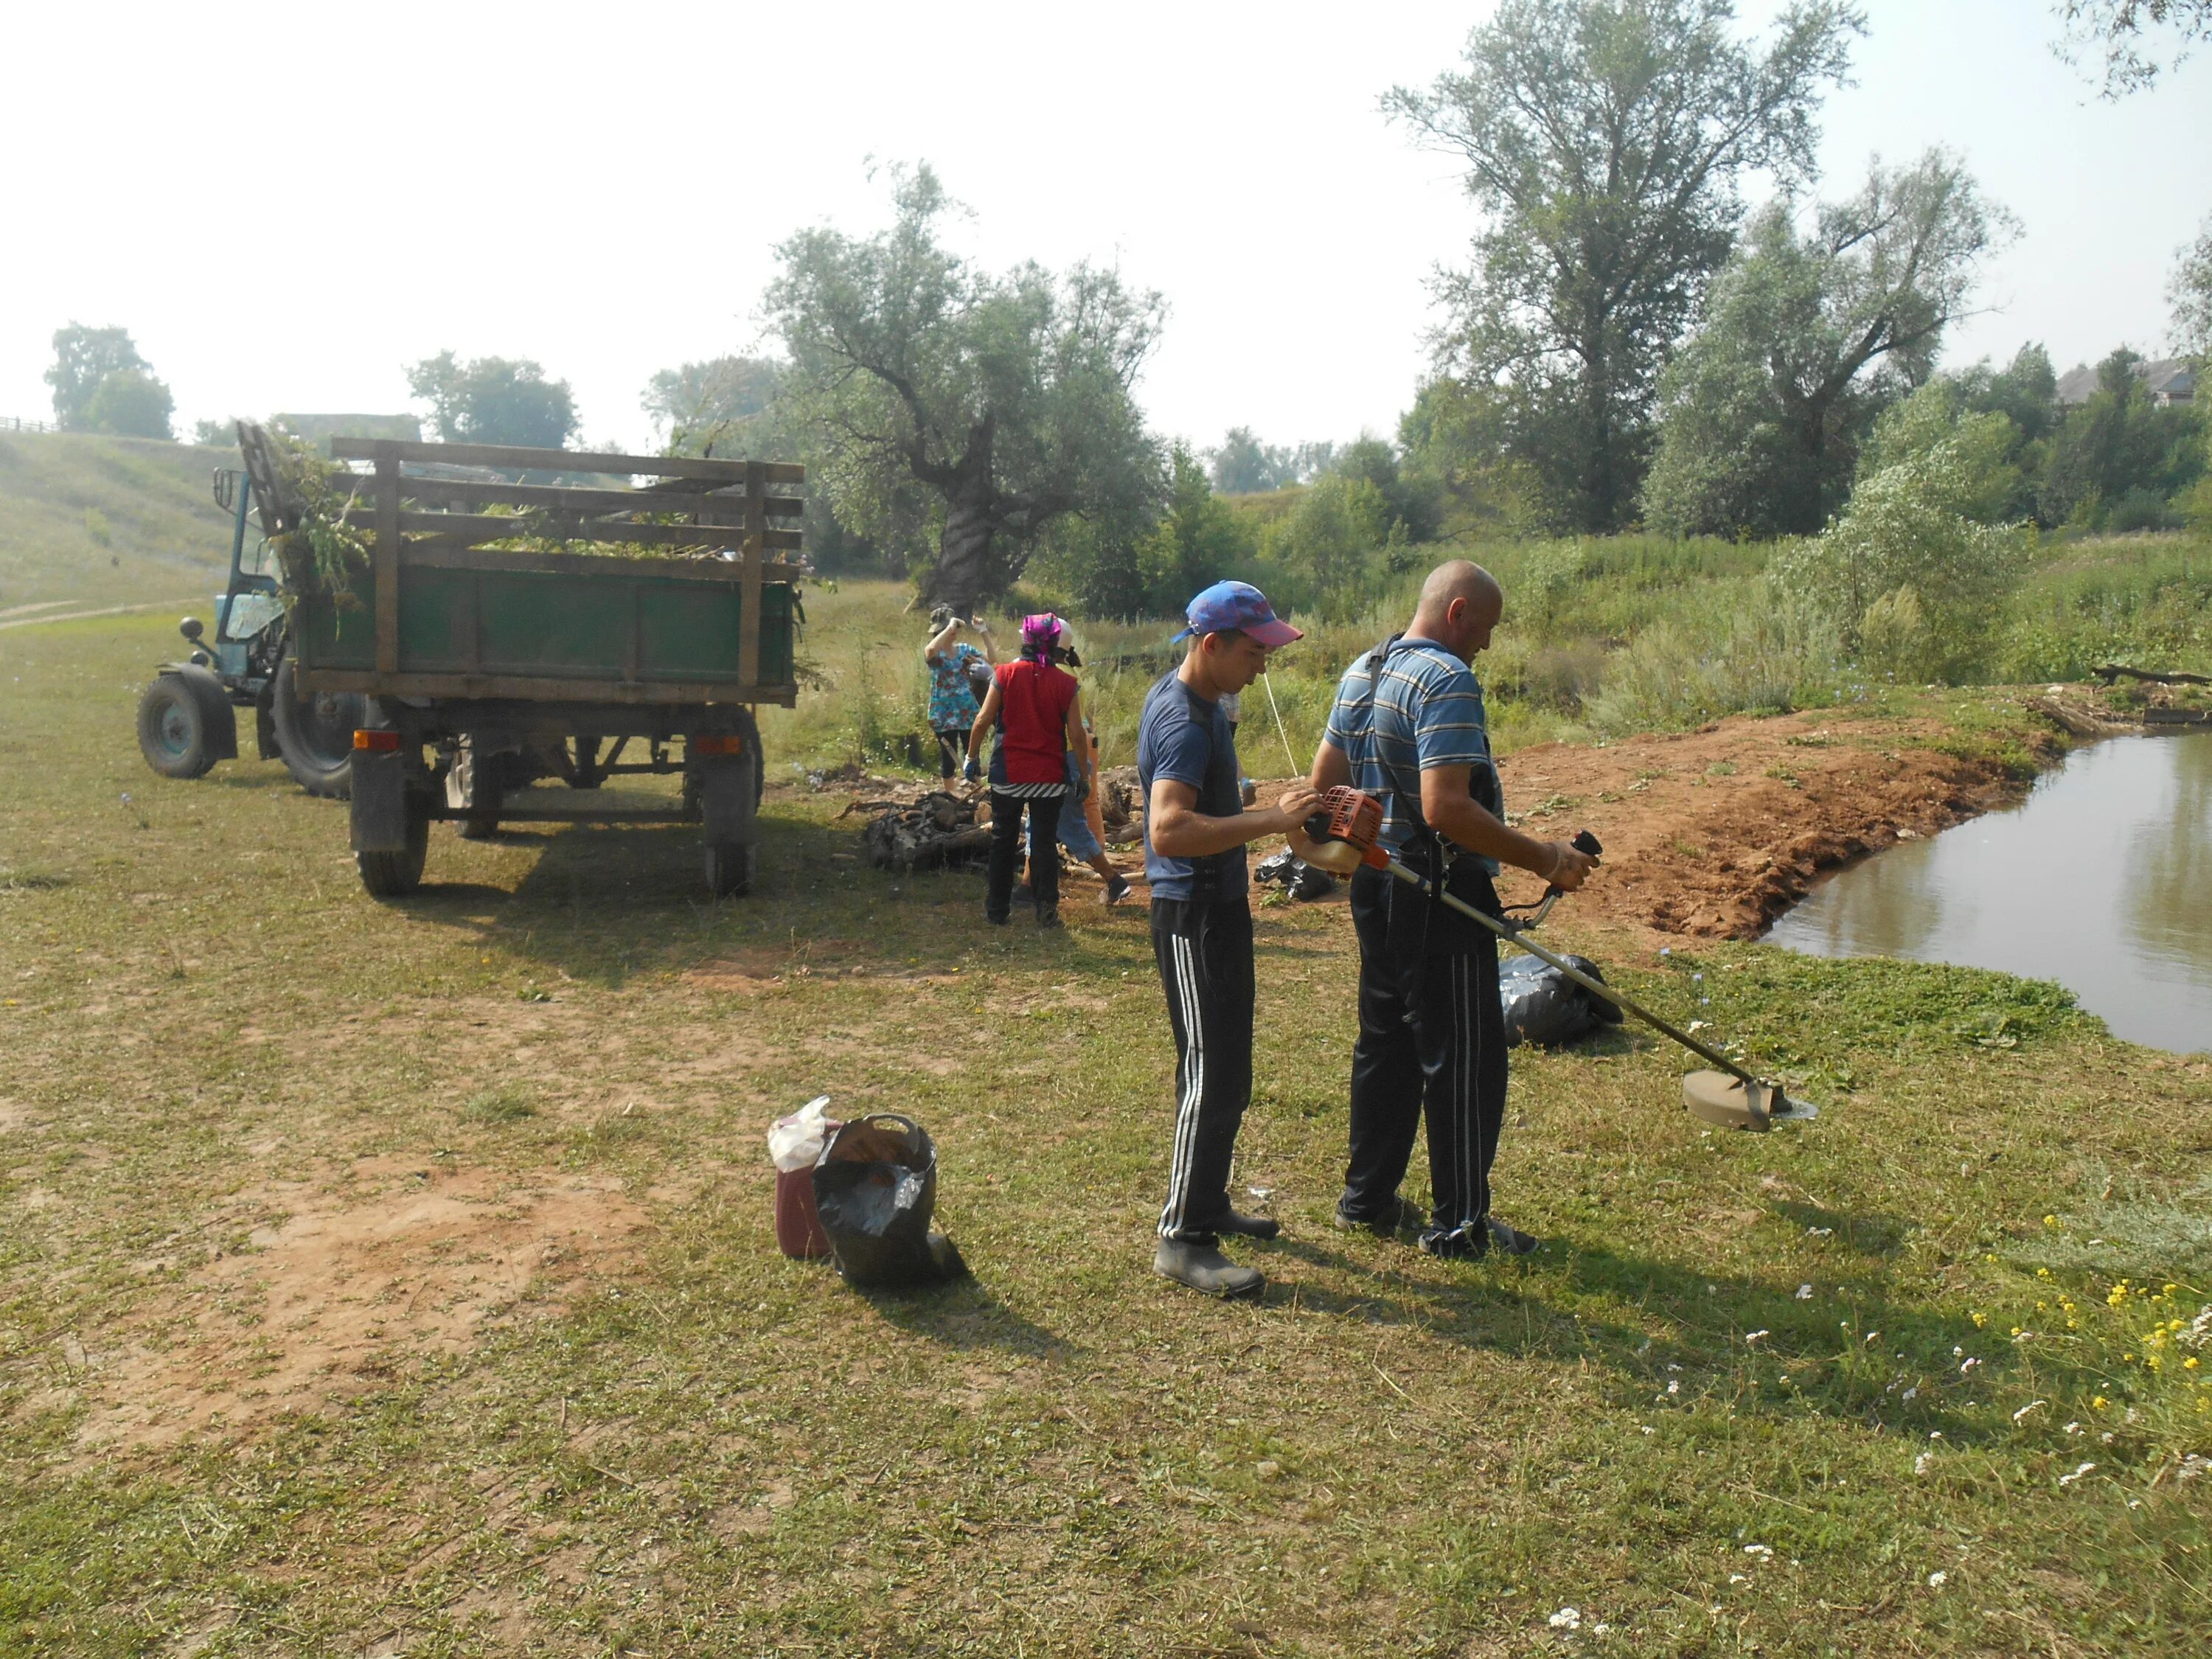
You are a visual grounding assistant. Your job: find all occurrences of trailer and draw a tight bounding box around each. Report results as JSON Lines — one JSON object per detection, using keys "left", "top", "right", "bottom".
{"left": 240, "top": 426, "right": 804, "bottom": 900}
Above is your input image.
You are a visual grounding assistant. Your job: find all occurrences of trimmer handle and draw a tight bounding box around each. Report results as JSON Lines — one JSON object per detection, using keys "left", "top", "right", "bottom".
{"left": 1544, "top": 829, "right": 1603, "bottom": 898}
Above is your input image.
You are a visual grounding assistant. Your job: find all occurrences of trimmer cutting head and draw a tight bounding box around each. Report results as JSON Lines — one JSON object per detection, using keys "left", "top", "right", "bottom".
{"left": 1681, "top": 1070, "right": 1818, "bottom": 1133}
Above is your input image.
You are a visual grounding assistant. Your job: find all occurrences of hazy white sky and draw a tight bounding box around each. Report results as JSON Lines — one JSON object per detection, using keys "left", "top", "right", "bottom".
{"left": 2, "top": 1, "right": 2205, "bottom": 454}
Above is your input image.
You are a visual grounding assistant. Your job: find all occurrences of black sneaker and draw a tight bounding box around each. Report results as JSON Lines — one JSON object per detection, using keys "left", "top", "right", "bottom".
{"left": 1417, "top": 1222, "right": 1489, "bottom": 1260}
{"left": 1486, "top": 1217, "right": 1540, "bottom": 1255}
{"left": 1036, "top": 909, "right": 1064, "bottom": 930}
{"left": 1102, "top": 872, "right": 1133, "bottom": 905}
{"left": 1334, "top": 1195, "right": 1426, "bottom": 1237}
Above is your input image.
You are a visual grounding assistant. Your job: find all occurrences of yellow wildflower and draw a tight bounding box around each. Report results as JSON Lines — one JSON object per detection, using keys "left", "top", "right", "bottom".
{"left": 1972, "top": 1312, "right": 1989, "bottom": 1328}
{"left": 2185, "top": 1357, "right": 2200, "bottom": 1371}
{"left": 2042, "top": 1215, "right": 2058, "bottom": 1228}
{"left": 2093, "top": 1396, "right": 2109, "bottom": 1409}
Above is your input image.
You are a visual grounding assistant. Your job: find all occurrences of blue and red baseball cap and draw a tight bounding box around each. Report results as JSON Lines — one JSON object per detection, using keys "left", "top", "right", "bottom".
{"left": 1171, "top": 580, "right": 1304, "bottom": 648}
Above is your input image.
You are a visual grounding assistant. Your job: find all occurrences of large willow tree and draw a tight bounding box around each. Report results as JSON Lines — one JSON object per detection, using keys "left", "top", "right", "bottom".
{"left": 1388, "top": 0, "right": 1863, "bottom": 532}
{"left": 765, "top": 166, "right": 1164, "bottom": 611}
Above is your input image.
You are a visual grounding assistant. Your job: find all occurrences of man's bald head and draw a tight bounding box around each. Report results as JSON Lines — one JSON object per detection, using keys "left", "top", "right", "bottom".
{"left": 1411, "top": 560, "right": 1504, "bottom": 659}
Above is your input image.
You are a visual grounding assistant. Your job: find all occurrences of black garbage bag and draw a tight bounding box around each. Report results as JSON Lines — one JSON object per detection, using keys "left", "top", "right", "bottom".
{"left": 812, "top": 1113, "right": 967, "bottom": 1287}
{"left": 1498, "top": 951, "right": 1625, "bottom": 1048}
{"left": 1254, "top": 848, "right": 1338, "bottom": 902}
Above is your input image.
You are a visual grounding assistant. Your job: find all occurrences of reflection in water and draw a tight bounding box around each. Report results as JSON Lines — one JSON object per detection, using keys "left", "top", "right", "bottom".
{"left": 1767, "top": 735, "right": 2212, "bottom": 1054}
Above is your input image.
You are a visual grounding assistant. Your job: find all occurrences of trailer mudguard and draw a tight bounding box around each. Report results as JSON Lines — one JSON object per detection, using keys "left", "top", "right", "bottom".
{"left": 350, "top": 748, "right": 409, "bottom": 852}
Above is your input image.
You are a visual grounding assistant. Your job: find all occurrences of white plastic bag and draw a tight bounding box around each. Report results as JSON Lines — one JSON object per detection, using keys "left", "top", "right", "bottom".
{"left": 768, "top": 1095, "right": 835, "bottom": 1172}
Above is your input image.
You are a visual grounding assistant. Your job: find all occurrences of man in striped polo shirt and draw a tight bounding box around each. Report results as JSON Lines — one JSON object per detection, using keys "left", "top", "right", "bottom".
{"left": 1305, "top": 561, "right": 1595, "bottom": 1258}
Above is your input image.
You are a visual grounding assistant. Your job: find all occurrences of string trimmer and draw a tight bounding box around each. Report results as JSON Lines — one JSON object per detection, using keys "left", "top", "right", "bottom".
{"left": 1297, "top": 787, "right": 1816, "bottom": 1132}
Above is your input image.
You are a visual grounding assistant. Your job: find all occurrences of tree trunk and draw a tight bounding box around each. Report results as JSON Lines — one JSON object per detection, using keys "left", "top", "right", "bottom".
{"left": 924, "top": 490, "right": 998, "bottom": 615}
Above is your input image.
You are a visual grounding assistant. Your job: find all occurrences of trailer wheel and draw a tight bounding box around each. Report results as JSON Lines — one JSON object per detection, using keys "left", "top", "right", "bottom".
{"left": 357, "top": 803, "right": 430, "bottom": 897}
{"left": 136, "top": 672, "right": 223, "bottom": 779}
{"left": 705, "top": 841, "right": 755, "bottom": 898}
{"left": 445, "top": 740, "right": 502, "bottom": 839}
{"left": 271, "top": 658, "right": 361, "bottom": 799}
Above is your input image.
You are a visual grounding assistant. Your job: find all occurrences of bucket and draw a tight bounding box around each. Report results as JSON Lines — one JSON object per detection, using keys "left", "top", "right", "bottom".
{"left": 774, "top": 1161, "right": 836, "bottom": 1259}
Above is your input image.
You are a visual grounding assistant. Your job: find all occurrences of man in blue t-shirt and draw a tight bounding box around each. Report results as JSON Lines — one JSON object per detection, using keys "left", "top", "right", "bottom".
{"left": 1304, "top": 561, "right": 1594, "bottom": 1260}
{"left": 1137, "top": 581, "right": 1319, "bottom": 1299}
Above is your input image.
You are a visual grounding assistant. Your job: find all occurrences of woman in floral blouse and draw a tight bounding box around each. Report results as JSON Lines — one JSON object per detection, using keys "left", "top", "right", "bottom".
{"left": 923, "top": 607, "right": 995, "bottom": 779}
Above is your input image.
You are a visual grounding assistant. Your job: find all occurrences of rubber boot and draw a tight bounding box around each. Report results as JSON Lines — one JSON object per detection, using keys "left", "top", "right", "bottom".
{"left": 1153, "top": 1239, "right": 1264, "bottom": 1300}
{"left": 1214, "top": 1209, "right": 1280, "bottom": 1240}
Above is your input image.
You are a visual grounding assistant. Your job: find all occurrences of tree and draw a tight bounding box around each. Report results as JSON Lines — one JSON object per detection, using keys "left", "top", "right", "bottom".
{"left": 1643, "top": 150, "right": 2014, "bottom": 537}
{"left": 2038, "top": 347, "right": 2208, "bottom": 527}
{"left": 1386, "top": 0, "right": 1863, "bottom": 532}
{"left": 406, "top": 351, "right": 580, "bottom": 449}
{"left": 2054, "top": 0, "right": 2212, "bottom": 96}
{"left": 764, "top": 164, "right": 1165, "bottom": 612}
{"left": 1139, "top": 445, "right": 1256, "bottom": 613}
{"left": 642, "top": 355, "right": 784, "bottom": 453}
{"left": 2171, "top": 212, "right": 2212, "bottom": 358}
{"left": 46, "top": 324, "right": 173, "bottom": 436}
{"left": 80, "top": 370, "right": 175, "bottom": 440}
{"left": 1208, "top": 428, "right": 1293, "bottom": 494}
{"left": 1775, "top": 436, "right": 2026, "bottom": 681}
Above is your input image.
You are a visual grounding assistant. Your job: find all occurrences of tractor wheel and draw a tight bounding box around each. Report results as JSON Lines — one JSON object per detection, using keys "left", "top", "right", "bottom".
{"left": 136, "top": 672, "right": 222, "bottom": 779}
{"left": 445, "top": 739, "right": 503, "bottom": 839}
{"left": 271, "top": 658, "right": 361, "bottom": 799}
{"left": 705, "top": 841, "right": 756, "bottom": 898}
{"left": 357, "top": 803, "right": 430, "bottom": 898}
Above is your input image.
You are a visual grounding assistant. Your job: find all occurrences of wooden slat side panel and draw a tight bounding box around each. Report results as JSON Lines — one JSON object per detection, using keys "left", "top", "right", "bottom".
{"left": 330, "top": 437, "right": 804, "bottom": 485}
{"left": 373, "top": 459, "right": 400, "bottom": 674}
{"left": 393, "top": 512, "right": 801, "bottom": 552}
{"left": 400, "top": 543, "right": 804, "bottom": 582}
{"left": 361, "top": 475, "right": 805, "bottom": 518}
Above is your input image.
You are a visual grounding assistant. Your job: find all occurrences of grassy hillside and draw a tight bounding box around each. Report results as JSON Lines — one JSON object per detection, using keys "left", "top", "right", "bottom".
{"left": 0, "top": 432, "right": 236, "bottom": 615}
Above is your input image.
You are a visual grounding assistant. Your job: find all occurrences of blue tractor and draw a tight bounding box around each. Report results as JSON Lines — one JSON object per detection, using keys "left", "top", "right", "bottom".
{"left": 133, "top": 447, "right": 363, "bottom": 795}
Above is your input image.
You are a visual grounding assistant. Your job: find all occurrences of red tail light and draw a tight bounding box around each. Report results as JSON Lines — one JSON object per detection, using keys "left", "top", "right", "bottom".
{"left": 353, "top": 729, "right": 401, "bottom": 751}
{"left": 694, "top": 734, "right": 745, "bottom": 757}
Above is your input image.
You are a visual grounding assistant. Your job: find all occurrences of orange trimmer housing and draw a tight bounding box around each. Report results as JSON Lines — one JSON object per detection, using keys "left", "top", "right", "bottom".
{"left": 1306, "top": 786, "right": 1389, "bottom": 869}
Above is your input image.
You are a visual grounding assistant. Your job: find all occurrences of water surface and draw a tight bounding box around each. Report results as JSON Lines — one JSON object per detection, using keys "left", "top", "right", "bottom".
{"left": 1765, "top": 734, "right": 2212, "bottom": 1054}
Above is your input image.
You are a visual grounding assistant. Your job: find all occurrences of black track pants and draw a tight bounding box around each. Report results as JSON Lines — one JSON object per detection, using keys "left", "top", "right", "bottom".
{"left": 987, "top": 791, "right": 1062, "bottom": 919}
{"left": 1151, "top": 897, "right": 1256, "bottom": 1245}
{"left": 1340, "top": 863, "right": 1508, "bottom": 1232}
{"left": 935, "top": 728, "right": 967, "bottom": 779}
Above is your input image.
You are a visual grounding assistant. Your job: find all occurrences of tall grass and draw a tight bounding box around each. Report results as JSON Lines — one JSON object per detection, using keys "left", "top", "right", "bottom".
{"left": 759, "top": 528, "right": 2212, "bottom": 776}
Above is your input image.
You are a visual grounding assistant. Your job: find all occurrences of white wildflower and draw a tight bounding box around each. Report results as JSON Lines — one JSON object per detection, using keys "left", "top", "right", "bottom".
{"left": 2057, "top": 1461, "right": 2097, "bottom": 1487}
{"left": 1927, "top": 1571, "right": 1947, "bottom": 1587}
{"left": 1547, "top": 1607, "right": 1582, "bottom": 1630}
{"left": 2012, "top": 1400, "right": 2046, "bottom": 1423}
{"left": 1797, "top": 1284, "right": 1814, "bottom": 1300}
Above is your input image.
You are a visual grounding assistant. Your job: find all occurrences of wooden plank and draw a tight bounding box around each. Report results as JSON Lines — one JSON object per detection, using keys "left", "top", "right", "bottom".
{"left": 293, "top": 665, "right": 799, "bottom": 708}
{"left": 331, "top": 436, "right": 804, "bottom": 486}
{"left": 397, "top": 542, "right": 804, "bottom": 583}
{"left": 374, "top": 458, "right": 400, "bottom": 674}
{"left": 739, "top": 461, "right": 765, "bottom": 689}
{"left": 369, "top": 474, "right": 804, "bottom": 518}
{"left": 394, "top": 511, "right": 802, "bottom": 552}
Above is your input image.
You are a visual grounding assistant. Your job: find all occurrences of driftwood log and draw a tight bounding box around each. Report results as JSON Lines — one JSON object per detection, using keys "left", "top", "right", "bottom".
{"left": 2091, "top": 663, "right": 2211, "bottom": 687}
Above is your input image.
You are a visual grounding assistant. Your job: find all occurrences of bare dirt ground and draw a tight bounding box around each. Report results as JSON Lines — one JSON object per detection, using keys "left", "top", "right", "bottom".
{"left": 819, "top": 694, "right": 2126, "bottom": 946}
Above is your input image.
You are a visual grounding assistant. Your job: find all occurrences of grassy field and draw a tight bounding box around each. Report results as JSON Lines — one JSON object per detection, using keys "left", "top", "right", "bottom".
{"left": 2, "top": 592, "right": 2207, "bottom": 1657}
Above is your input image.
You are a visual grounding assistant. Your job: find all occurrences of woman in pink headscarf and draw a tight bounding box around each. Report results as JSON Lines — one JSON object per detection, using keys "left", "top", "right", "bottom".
{"left": 964, "top": 613, "right": 1091, "bottom": 928}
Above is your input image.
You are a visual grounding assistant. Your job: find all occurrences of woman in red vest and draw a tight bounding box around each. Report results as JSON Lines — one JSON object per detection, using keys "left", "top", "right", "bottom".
{"left": 964, "top": 613, "right": 1091, "bottom": 928}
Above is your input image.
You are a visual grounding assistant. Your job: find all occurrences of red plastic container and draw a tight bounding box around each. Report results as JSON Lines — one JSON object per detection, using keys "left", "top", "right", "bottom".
{"left": 774, "top": 1133, "right": 839, "bottom": 1259}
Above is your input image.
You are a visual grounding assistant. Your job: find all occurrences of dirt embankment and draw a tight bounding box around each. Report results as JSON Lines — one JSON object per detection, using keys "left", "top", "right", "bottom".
{"left": 1253, "top": 692, "right": 2123, "bottom": 944}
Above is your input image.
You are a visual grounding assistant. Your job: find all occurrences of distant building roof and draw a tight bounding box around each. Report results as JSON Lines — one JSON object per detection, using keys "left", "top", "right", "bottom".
{"left": 272, "top": 412, "right": 423, "bottom": 446}
{"left": 2056, "top": 358, "right": 2196, "bottom": 406}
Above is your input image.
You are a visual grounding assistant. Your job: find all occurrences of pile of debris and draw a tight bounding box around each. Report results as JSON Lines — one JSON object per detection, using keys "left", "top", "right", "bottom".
{"left": 1097, "top": 765, "right": 1144, "bottom": 846}
{"left": 860, "top": 790, "right": 992, "bottom": 872}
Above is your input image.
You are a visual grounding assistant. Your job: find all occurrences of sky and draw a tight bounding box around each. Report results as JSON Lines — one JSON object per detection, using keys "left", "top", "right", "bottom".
{"left": 2, "top": 1, "right": 2206, "bottom": 456}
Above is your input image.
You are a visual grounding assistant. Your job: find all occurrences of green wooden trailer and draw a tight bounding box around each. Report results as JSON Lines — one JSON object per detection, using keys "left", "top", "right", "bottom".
{"left": 240, "top": 428, "right": 805, "bottom": 900}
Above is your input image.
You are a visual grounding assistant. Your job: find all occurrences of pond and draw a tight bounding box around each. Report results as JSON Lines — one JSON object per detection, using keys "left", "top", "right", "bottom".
{"left": 1764, "top": 734, "right": 2212, "bottom": 1054}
